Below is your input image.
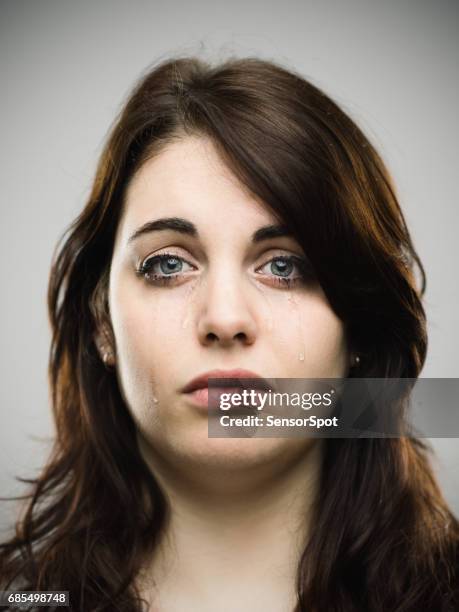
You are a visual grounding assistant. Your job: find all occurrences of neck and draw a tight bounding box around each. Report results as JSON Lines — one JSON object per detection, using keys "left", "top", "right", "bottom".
{"left": 137, "top": 438, "right": 322, "bottom": 612}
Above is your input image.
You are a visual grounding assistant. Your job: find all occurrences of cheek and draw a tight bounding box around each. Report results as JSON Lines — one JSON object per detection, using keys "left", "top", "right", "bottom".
{"left": 299, "top": 294, "right": 347, "bottom": 377}
{"left": 268, "top": 289, "right": 348, "bottom": 378}
{"left": 305, "top": 306, "right": 347, "bottom": 375}
{"left": 109, "top": 278, "right": 202, "bottom": 432}
{"left": 111, "top": 282, "right": 188, "bottom": 375}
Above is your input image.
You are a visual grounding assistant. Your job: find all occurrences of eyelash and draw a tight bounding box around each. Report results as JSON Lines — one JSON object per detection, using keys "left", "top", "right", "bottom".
{"left": 135, "top": 252, "right": 315, "bottom": 288}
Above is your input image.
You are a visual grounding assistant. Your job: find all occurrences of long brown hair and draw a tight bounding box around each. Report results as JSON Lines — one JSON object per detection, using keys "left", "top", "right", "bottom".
{"left": 1, "top": 56, "right": 458, "bottom": 611}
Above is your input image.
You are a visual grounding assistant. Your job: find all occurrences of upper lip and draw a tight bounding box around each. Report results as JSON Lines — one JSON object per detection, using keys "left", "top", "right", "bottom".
{"left": 181, "top": 369, "right": 273, "bottom": 393}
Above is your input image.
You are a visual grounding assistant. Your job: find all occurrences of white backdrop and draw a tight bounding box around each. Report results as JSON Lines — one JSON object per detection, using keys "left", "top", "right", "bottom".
{"left": 1, "top": 0, "right": 458, "bottom": 532}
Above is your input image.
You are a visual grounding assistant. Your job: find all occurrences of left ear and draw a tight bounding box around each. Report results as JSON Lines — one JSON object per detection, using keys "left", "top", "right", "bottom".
{"left": 349, "top": 352, "right": 361, "bottom": 370}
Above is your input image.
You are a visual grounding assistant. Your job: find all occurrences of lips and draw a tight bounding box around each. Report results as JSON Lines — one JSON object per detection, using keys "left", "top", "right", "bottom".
{"left": 181, "top": 368, "right": 273, "bottom": 394}
{"left": 181, "top": 369, "right": 273, "bottom": 410}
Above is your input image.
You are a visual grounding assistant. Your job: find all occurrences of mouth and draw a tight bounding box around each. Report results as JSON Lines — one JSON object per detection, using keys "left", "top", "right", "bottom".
{"left": 182, "top": 369, "right": 274, "bottom": 411}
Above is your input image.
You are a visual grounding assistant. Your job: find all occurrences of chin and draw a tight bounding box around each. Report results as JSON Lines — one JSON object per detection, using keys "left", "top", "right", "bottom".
{"left": 145, "top": 424, "right": 314, "bottom": 476}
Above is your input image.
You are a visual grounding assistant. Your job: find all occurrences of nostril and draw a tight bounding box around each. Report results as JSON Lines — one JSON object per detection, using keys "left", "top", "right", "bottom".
{"left": 206, "top": 331, "right": 248, "bottom": 343}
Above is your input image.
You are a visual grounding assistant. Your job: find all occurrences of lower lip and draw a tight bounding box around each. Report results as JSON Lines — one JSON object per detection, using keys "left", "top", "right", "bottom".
{"left": 184, "top": 387, "right": 259, "bottom": 411}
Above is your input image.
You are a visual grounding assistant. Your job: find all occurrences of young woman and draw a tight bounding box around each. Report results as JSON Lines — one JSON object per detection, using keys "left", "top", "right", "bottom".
{"left": 1, "top": 56, "right": 458, "bottom": 611}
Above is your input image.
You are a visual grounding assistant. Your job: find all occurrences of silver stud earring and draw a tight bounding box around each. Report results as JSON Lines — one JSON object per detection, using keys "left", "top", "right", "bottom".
{"left": 100, "top": 345, "right": 113, "bottom": 366}
{"left": 354, "top": 355, "right": 361, "bottom": 366}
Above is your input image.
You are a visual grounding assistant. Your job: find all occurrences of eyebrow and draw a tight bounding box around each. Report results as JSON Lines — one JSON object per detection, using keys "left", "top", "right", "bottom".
{"left": 128, "top": 217, "right": 197, "bottom": 243}
{"left": 251, "top": 224, "right": 292, "bottom": 243}
{"left": 127, "top": 216, "right": 293, "bottom": 244}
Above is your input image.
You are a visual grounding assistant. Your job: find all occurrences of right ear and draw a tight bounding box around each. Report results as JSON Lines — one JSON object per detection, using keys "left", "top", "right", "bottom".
{"left": 90, "top": 268, "right": 116, "bottom": 367}
{"left": 94, "top": 325, "right": 116, "bottom": 367}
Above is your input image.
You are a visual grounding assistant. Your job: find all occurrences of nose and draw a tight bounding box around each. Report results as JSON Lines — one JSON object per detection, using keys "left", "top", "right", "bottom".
{"left": 196, "top": 272, "right": 258, "bottom": 348}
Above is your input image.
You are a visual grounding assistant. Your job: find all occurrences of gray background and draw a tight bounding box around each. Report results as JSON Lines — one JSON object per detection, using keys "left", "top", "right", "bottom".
{"left": 1, "top": 0, "right": 458, "bottom": 532}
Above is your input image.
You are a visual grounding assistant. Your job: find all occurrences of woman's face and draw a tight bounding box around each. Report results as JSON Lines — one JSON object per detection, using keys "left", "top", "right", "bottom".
{"left": 108, "top": 136, "right": 349, "bottom": 472}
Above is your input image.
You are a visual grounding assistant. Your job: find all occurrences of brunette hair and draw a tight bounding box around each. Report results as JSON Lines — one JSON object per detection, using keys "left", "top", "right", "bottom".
{"left": 1, "top": 56, "right": 458, "bottom": 611}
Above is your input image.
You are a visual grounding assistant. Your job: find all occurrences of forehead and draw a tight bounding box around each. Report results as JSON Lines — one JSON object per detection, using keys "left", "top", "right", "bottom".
{"left": 119, "top": 136, "right": 277, "bottom": 236}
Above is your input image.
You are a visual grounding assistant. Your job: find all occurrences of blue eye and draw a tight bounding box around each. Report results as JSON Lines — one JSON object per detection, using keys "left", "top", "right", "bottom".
{"left": 269, "top": 258, "right": 294, "bottom": 277}
{"left": 137, "top": 253, "right": 194, "bottom": 285}
{"left": 157, "top": 256, "right": 183, "bottom": 274}
{"left": 136, "top": 252, "right": 315, "bottom": 289}
{"left": 258, "top": 255, "right": 313, "bottom": 287}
